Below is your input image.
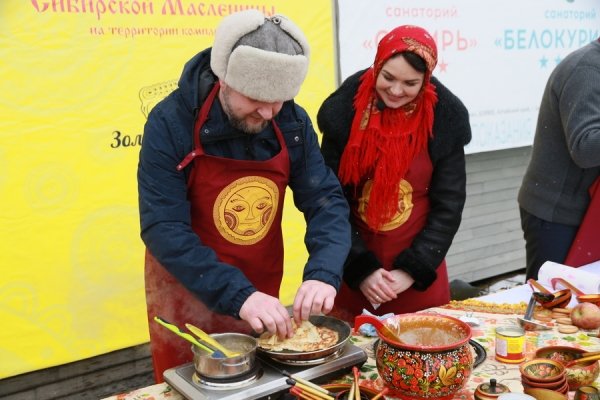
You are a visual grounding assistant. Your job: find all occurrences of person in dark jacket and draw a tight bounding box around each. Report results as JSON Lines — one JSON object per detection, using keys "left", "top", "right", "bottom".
{"left": 317, "top": 25, "right": 471, "bottom": 322}
{"left": 138, "top": 10, "right": 350, "bottom": 381}
{"left": 518, "top": 38, "right": 600, "bottom": 280}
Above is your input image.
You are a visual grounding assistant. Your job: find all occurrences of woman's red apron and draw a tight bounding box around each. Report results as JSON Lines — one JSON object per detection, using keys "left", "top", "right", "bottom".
{"left": 330, "top": 150, "right": 449, "bottom": 323}
{"left": 145, "top": 83, "right": 290, "bottom": 382}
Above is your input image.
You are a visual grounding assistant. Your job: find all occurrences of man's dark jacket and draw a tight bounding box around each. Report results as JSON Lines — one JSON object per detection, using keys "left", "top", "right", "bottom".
{"left": 138, "top": 48, "right": 351, "bottom": 318}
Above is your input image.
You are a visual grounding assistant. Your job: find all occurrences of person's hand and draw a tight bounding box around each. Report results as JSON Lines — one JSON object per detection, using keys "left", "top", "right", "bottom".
{"left": 239, "top": 291, "right": 292, "bottom": 339}
{"left": 292, "top": 280, "right": 336, "bottom": 323}
{"left": 387, "top": 269, "right": 414, "bottom": 295}
{"left": 359, "top": 268, "right": 398, "bottom": 304}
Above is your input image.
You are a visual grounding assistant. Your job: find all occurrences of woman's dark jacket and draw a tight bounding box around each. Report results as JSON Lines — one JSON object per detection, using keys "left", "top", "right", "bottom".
{"left": 317, "top": 70, "right": 472, "bottom": 291}
{"left": 138, "top": 48, "right": 351, "bottom": 318}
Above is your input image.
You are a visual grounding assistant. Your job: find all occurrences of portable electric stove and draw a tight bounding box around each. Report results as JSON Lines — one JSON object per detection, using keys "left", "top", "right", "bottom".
{"left": 163, "top": 342, "right": 368, "bottom": 400}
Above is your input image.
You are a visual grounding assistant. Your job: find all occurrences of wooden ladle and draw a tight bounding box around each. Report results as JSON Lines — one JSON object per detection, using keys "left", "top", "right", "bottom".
{"left": 565, "top": 352, "right": 600, "bottom": 367}
{"left": 528, "top": 279, "right": 572, "bottom": 309}
{"left": 551, "top": 277, "right": 600, "bottom": 306}
{"left": 518, "top": 294, "right": 552, "bottom": 331}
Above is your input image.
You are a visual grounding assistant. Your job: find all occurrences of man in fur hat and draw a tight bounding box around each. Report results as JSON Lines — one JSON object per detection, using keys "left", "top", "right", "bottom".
{"left": 137, "top": 10, "right": 350, "bottom": 381}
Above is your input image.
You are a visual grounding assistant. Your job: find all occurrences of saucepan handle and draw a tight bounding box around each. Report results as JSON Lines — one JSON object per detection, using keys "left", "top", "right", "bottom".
{"left": 222, "top": 359, "right": 250, "bottom": 368}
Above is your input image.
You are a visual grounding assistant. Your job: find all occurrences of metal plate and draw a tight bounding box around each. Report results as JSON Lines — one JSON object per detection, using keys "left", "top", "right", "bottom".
{"left": 256, "top": 315, "right": 351, "bottom": 364}
{"left": 470, "top": 339, "right": 487, "bottom": 368}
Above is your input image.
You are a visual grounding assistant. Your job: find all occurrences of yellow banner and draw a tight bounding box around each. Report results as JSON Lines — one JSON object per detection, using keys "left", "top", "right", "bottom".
{"left": 0, "top": 0, "right": 336, "bottom": 378}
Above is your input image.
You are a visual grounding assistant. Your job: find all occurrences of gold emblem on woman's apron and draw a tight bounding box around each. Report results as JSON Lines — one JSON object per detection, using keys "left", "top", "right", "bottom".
{"left": 214, "top": 176, "right": 279, "bottom": 244}
{"left": 358, "top": 179, "right": 413, "bottom": 231}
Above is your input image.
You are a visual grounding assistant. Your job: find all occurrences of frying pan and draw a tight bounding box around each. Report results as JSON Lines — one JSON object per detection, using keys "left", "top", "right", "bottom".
{"left": 256, "top": 315, "right": 352, "bottom": 365}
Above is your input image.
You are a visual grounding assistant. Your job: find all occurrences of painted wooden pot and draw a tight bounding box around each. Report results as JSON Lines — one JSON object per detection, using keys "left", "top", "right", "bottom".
{"left": 373, "top": 313, "right": 473, "bottom": 400}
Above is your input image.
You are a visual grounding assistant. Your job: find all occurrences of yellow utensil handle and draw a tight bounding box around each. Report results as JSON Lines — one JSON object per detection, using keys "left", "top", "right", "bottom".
{"left": 185, "top": 323, "right": 238, "bottom": 357}
{"left": 153, "top": 316, "right": 214, "bottom": 354}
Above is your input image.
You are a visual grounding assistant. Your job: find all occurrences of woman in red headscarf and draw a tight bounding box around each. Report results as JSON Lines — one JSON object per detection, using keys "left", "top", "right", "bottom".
{"left": 317, "top": 25, "right": 472, "bottom": 321}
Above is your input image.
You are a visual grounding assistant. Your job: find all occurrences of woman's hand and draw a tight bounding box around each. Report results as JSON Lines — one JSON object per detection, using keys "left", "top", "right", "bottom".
{"left": 359, "top": 268, "right": 415, "bottom": 304}
{"left": 387, "top": 269, "right": 415, "bottom": 295}
{"left": 359, "top": 268, "right": 398, "bottom": 304}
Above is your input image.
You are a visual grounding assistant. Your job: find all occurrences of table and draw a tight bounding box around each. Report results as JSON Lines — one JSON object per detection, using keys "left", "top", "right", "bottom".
{"left": 101, "top": 303, "right": 600, "bottom": 400}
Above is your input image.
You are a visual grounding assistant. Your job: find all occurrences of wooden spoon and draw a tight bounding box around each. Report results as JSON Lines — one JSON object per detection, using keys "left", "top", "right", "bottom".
{"left": 551, "top": 277, "right": 585, "bottom": 296}
{"left": 566, "top": 353, "right": 600, "bottom": 367}
{"left": 550, "top": 278, "right": 600, "bottom": 305}
{"left": 352, "top": 366, "right": 360, "bottom": 400}
{"left": 573, "top": 350, "right": 600, "bottom": 360}
{"left": 528, "top": 279, "right": 572, "bottom": 308}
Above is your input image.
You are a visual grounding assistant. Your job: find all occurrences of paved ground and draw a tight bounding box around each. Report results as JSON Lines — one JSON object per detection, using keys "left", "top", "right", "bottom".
{"left": 477, "top": 270, "right": 527, "bottom": 295}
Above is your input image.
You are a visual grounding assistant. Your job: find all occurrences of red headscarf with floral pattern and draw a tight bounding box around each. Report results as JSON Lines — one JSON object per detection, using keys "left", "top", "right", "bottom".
{"left": 338, "top": 25, "right": 438, "bottom": 230}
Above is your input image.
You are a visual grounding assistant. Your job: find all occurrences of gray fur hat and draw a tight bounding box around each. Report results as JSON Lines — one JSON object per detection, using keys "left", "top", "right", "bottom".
{"left": 211, "top": 10, "right": 310, "bottom": 103}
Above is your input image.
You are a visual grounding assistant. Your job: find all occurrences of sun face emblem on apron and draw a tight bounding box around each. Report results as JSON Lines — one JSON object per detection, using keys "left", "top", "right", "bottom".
{"left": 213, "top": 175, "right": 279, "bottom": 244}
{"left": 358, "top": 179, "right": 414, "bottom": 231}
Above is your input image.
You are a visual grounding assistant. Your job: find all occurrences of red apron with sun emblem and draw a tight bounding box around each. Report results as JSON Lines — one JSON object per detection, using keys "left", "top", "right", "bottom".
{"left": 330, "top": 150, "right": 449, "bottom": 323}
{"left": 145, "top": 82, "right": 290, "bottom": 382}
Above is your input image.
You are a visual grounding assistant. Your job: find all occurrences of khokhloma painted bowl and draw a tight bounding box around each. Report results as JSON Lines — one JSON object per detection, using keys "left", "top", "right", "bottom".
{"left": 374, "top": 313, "right": 473, "bottom": 400}
{"left": 535, "top": 346, "right": 600, "bottom": 390}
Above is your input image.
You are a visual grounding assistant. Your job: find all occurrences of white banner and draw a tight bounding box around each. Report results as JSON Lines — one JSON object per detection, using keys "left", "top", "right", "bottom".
{"left": 337, "top": 0, "right": 600, "bottom": 153}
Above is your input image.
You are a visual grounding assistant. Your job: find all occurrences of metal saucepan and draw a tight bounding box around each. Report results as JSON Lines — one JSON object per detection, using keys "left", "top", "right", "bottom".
{"left": 256, "top": 315, "right": 352, "bottom": 365}
{"left": 192, "top": 332, "right": 257, "bottom": 379}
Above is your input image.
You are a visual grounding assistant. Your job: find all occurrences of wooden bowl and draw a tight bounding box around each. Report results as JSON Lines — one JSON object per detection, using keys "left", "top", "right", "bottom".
{"left": 521, "top": 374, "right": 567, "bottom": 390}
{"left": 543, "top": 289, "right": 572, "bottom": 309}
{"left": 534, "top": 346, "right": 600, "bottom": 390}
{"left": 577, "top": 294, "right": 600, "bottom": 306}
{"left": 520, "top": 358, "right": 566, "bottom": 383}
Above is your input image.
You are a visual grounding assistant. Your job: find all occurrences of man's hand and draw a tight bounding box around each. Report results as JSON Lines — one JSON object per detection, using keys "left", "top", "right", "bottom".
{"left": 292, "top": 280, "right": 336, "bottom": 323}
{"left": 239, "top": 291, "right": 292, "bottom": 339}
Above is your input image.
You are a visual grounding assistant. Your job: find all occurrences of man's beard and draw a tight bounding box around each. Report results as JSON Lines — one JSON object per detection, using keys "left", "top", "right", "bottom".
{"left": 221, "top": 87, "right": 269, "bottom": 134}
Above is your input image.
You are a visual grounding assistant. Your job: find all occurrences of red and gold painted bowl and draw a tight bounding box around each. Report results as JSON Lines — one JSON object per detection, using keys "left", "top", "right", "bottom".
{"left": 535, "top": 346, "right": 600, "bottom": 390}
{"left": 519, "top": 358, "right": 566, "bottom": 383}
{"left": 373, "top": 313, "right": 473, "bottom": 400}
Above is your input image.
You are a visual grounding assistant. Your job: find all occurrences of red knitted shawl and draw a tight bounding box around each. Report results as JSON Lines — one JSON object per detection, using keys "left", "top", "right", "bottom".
{"left": 338, "top": 25, "right": 439, "bottom": 230}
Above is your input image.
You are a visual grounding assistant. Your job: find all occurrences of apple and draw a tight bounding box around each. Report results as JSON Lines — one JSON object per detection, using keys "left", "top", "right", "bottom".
{"left": 570, "top": 302, "right": 600, "bottom": 330}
